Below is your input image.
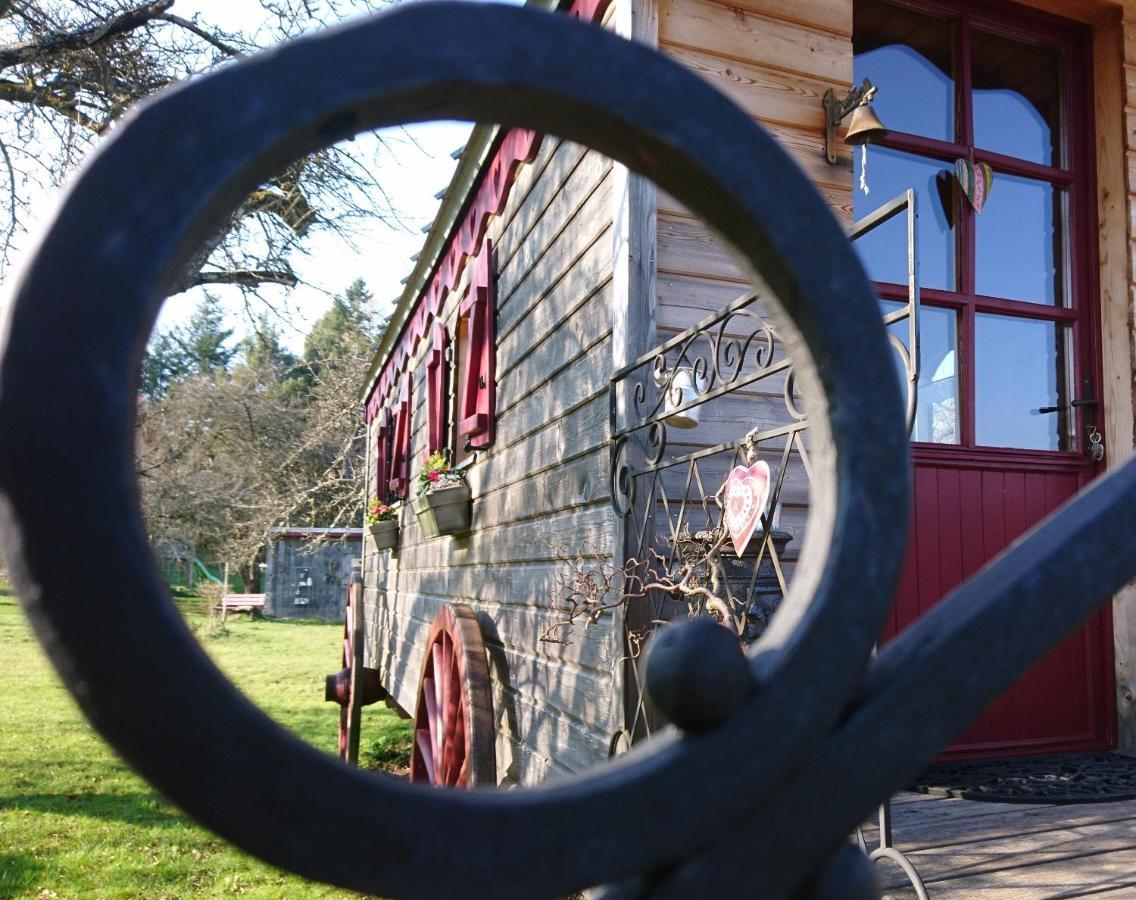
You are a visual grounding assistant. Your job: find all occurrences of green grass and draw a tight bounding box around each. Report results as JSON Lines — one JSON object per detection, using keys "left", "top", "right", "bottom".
{"left": 0, "top": 580, "right": 412, "bottom": 899}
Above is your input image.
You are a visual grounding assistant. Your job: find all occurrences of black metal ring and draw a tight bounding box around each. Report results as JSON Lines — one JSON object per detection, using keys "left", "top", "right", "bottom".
{"left": 0, "top": 3, "right": 908, "bottom": 897}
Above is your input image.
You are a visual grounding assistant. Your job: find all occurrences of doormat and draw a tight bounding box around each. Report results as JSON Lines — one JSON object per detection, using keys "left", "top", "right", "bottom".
{"left": 913, "top": 753, "right": 1136, "bottom": 805}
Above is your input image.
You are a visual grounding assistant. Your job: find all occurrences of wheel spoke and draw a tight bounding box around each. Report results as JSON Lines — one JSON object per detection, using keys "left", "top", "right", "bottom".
{"left": 414, "top": 728, "right": 435, "bottom": 784}
{"left": 448, "top": 697, "right": 467, "bottom": 786}
{"left": 409, "top": 604, "right": 495, "bottom": 788}
{"left": 422, "top": 673, "right": 440, "bottom": 777}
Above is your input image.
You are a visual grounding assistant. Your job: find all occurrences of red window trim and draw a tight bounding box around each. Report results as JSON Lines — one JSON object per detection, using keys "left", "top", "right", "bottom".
{"left": 458, "top": 241, "right": 496, "bottom": 450}
{"left": 426, "top": 321, "right": 449, "bottom": 454}
{"left": 374, "top": 406, "right": 392, "bottom": 504}
{"left": 389, "top": 374, "right": 412, "bottom": 498}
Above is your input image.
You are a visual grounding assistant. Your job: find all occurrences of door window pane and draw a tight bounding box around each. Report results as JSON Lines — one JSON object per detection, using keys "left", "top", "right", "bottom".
{"left": 975, "top": 314, "right": 1072, "bottom": 450}
{"left": 972, "top": 30, "right": 1063, "bottom": 167}
{"left": 883, "top": 300, "right": 959, "bottom": 444}
{"left": 854, "top": 0, "right": 956, "bottom": 142}
{"left": 975, "top": 175, "right": 1066, "bottom": 306}
{"left": 854, "top": 149, "right": 955, "bottom": 291}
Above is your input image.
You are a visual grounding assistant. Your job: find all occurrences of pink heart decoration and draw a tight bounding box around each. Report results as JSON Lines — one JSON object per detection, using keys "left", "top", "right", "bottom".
{"left": 954, "top": 159, "right": 994, "bottom": 213}
{"left": 722, "top": 461, "right": 771, "bottom": 557}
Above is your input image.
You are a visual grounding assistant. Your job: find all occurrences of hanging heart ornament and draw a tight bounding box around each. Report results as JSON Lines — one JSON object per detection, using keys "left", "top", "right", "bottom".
{"left": 723, "top": 460, "right": 771, "bottom": 557}
{"left": 954, "top": 159, "right": 994, "bottom": 213}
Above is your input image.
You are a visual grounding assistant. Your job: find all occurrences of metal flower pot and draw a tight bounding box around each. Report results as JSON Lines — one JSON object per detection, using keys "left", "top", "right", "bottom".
{"left": 368, "top": 519, "right": 399, "bottom": 551}
{"left": 412, "top": 483, "right": 472, "bottom": 537}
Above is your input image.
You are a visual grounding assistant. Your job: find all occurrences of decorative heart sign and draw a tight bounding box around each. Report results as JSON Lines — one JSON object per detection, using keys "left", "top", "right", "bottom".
{"left": 722, "top": 461, "right": 771, "bottom": 557}
{"left": 954, "top": 159, "right": 994, "bottom": 213}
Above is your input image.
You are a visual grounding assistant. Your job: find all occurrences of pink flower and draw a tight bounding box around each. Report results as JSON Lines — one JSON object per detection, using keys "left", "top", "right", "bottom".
{"left": 427, "top": 470, "right": 441, "bottom": 483}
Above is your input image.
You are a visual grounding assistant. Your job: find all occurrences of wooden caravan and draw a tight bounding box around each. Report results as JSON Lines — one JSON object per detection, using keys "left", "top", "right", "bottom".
{"left": 354, "top": 0, "right": 1136, "bottom": 784}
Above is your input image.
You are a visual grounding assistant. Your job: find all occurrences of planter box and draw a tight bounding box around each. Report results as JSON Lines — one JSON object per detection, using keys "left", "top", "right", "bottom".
{"left": 412, "top": 483, "right": 472, "bottom": 538}
{"left": 368, "top": 520, "right": 399, "bottom": 551}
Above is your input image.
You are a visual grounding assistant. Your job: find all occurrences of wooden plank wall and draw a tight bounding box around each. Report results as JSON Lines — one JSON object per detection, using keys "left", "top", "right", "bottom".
{"left": 653, "top": 0, "right": 854, "bottom": 571}
{"left": 263, "top": 537, "right": 360, "bottom": 620}
{"left": 362, "top": 138, "right": 620, "bottom": 786}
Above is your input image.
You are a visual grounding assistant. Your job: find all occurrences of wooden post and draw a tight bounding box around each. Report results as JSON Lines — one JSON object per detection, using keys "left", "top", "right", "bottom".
{"left": 610, "top": 0, "right": 659, "bottom": 745}
{"left": 221, "top": 562, "right": 230, "bottom": 626}
{"left": 1095, "top": 7, "right": 1136, "bottom": 754}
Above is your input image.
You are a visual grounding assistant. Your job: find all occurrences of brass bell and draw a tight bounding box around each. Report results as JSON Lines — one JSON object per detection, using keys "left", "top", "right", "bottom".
{"left": 823, "top": 78, "right": 888, "bottom": 164}
{"left": 845, "top": 101, "right": 888, "bottom": 147}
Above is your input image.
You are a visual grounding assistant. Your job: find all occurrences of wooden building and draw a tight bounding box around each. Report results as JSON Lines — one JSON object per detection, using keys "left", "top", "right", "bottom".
{"left": 355, "top": 0, "right": 1136, "bottom": 786}
{"left": 263, "top": 527, "right": 362, "bottom": 620}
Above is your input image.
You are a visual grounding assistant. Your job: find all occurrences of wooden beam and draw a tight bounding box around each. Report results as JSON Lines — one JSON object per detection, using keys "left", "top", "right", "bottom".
{"left": 1095, "top": 7, "right": 1136, "bottom": 754}
{"left": 610, "top": 0, "right": 659, "bottom": 746}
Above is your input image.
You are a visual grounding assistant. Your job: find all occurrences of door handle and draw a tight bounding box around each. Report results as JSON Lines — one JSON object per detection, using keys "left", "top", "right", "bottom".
{"left": 1036, "top": 398, "right": 1098, "bottom": 414}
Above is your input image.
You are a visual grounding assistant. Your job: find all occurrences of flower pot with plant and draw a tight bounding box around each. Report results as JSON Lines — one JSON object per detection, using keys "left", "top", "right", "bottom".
{"left": 366, "top": 499, "right": 399, "bottom": 550}
{"left": 412, "top": 451, "right": 472, "bottom": 538}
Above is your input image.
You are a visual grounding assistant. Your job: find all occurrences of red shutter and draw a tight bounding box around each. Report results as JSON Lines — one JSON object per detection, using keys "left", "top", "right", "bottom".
{"left": 389, "top": 374, "right": 412, "bottom": 498}
{"left": 426, "top": 321, "right": 449, "bottom": 454}
{"left": 374, "top": 407, "right": 391, "bottom": 503}
{"left": 459, "top": 241, "right": 496, "bottom": 449}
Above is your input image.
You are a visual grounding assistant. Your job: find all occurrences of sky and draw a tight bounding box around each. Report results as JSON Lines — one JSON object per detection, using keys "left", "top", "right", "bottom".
{"left": 0, "top": 0, "right": 477, "bottom": 356}
{"left": 156, "top": 119, "right": 472, "bottom": 354}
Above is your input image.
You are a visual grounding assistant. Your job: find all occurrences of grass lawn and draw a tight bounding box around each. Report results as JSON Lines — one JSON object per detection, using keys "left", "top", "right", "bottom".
{"left": 0, "top": 580, "right": 412, "bottom": 899}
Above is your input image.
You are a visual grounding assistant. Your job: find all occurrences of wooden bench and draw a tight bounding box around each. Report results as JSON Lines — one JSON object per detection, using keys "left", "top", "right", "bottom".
{"left": 214, "top": 593, "right": 266, "bottom": 616}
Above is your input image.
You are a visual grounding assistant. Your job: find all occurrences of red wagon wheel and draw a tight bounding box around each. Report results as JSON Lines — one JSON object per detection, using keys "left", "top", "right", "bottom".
{"left": 410, "top": 603, "right": 495, "bottom": 787}
{"left": 325, "top": 574, "right": 384, "bottom": 764}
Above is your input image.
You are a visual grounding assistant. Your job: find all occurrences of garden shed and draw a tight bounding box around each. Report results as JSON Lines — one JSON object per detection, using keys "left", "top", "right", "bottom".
{"left": 263, "top": 527, "right": 362, "bottom": 620}
{"left": 352, "top": 0, "right": 1136, "bottom": 787}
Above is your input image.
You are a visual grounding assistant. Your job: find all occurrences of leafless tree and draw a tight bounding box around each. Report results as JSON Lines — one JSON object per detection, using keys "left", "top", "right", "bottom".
{"left": 136, "top": 342, "right": 372, "bottom": 588}
{"left": 0, "top": 1, "right": 396, "bottom": 289}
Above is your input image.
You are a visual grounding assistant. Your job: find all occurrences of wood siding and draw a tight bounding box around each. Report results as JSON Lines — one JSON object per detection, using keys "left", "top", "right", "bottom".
{"left": 651, "top": 0, "right": 854, "bottom": 574}
{"left": 362, "top": 138, "right": 620, "bottom": 786}
{"left": 263, "top": 536, "right": 361, "bottom": 620}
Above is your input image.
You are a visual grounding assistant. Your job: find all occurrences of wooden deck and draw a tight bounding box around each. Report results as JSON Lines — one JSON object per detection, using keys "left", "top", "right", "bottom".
{"left": 865, "top": 792, "right": 1136, "bottom": 898}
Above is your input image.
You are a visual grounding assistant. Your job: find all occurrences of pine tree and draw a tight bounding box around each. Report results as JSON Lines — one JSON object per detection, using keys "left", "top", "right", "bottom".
{"left": 303, "top": 277, "right": 383, "bottom": 373}
{"left": 139, "top": 296, "right": 236, "bottom": 399}
{"left": 180, "top": 296, "right": 236, "bottom": 376}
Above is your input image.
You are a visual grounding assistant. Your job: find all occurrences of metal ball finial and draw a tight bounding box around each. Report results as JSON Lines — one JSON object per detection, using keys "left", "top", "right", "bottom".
{"left": 644, "top": 619, "right": 753, "bottom": 730}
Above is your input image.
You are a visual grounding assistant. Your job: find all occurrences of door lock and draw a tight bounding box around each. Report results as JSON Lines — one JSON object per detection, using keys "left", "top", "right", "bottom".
{"left": 1086, "top": 424, "right": 1105, "bottom": 463}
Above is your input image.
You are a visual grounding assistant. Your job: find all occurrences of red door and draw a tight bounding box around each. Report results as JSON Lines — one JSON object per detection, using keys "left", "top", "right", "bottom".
{"left": 854, "top": 0, "right": 1113, "bottom": 757}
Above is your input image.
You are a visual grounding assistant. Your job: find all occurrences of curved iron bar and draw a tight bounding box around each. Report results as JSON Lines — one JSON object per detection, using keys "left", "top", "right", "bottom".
{"left": 783, "top": 370, "right": 807, "bottom": 423}
{"left": 610, "top": 435, "right": 634, "bottom": 518}
{"left": 629, "top": 297, "right": 781, "bottom": 426}
{"left": 854, "top": 803, "right": 930, "bottom": 900}
{"left": 870, "top": 846, "right": 930, "bottom": 900}
{"left": 0, "top": 4, "right": 908, "bottom": 898}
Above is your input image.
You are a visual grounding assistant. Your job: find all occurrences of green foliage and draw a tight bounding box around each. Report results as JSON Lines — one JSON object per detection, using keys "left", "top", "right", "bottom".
{"left": 238, "top": 316, "right": 299, "bottom": 374}
{"left": 303, "top": 278, "right": 384, "bottom": 374}
{"left": 365, "top": 500, "right": 397, "bottom": 524}
{"left": 0, "top": 581, "right": 411, "bottom": 897}
{"left": 140, "top": 296, "right": 236, "bottom": 399}
{"left": 181, "top": 296, "right": 236, "bottom": 375}
{"left": 418, "top": 450, "right": 463, "bottom": 496}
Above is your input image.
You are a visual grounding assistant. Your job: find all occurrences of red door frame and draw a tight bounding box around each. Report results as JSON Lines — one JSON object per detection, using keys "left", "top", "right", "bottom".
{"left": 859, "top": 0, "right": 1115, "bottom": 756}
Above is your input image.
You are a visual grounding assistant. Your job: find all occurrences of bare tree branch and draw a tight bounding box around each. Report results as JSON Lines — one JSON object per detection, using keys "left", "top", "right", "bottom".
{"left": 0, "top": 0, "right": 172, "bottom": 70}
{"left": 157, "top": 13, "right": 243, "bottom": 59}
{"left": 190, "top": 269, "right": 298, "bottom": 290}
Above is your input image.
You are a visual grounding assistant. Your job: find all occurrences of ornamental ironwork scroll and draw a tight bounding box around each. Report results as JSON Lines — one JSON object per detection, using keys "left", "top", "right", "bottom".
{"left": 2, "top": 6, "right": 1135, "bottom": 899}
{"left": 609, "top": 190, "right": 919, "bottom": 742}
